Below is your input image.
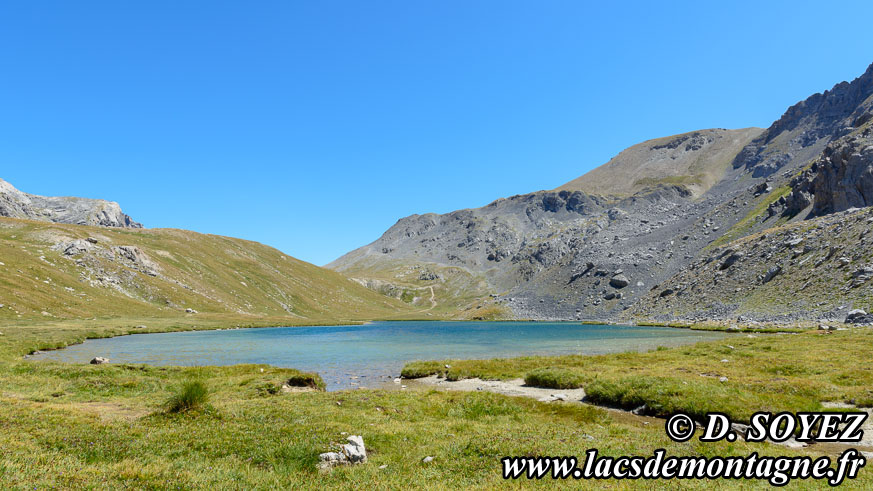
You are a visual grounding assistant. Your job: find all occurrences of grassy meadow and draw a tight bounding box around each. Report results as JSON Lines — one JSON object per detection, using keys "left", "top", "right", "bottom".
{"left": 0, "top": 316, "right": 870, "bottom": 488}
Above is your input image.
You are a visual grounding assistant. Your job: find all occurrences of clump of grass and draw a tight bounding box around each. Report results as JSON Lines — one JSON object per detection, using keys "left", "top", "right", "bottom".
{"left": 166, "top": 380, "right": 209, "bottom": 413}
{"left": 524, "top": 367, "right": 586, "bottom": 389}
{"left": 285, "top": 372, "right": 326, "bottom": 391}
{"left": 401, "top": 361, "right": 445, "bottom": 379}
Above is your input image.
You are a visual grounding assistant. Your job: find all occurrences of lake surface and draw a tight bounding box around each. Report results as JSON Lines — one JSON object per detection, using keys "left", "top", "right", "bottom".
{"left": 31, "top": 321, "right": 726, "bottom": 390}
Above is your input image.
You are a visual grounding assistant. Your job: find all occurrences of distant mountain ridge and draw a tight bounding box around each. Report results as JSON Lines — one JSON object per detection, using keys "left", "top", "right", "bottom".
{"left": 556, "top": 127, "right": 762, "bottom": 198}
{"left": 0, "top": 178, "right": 142, "bottom": 228}
{"left": 330, "top": 62, "right": 873, "bottom": 323}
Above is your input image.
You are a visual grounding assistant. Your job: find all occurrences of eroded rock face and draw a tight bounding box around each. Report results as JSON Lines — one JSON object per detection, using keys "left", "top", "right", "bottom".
{"left": 0, "top": 178, "right": 142, "bottom": 228}
{"left": 811, "top": 131, "right": 873, "bottom": 215}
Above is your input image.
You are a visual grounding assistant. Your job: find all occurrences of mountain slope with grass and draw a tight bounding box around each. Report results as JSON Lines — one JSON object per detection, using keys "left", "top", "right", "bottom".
{"left": 0, "top": 216, "right": 415, "bottom": 324}
{"left": 330, "top": 62, "right": 873, "bottom": 323}
{"left": 556, "top": 127, "right": 762, "bottom": 198}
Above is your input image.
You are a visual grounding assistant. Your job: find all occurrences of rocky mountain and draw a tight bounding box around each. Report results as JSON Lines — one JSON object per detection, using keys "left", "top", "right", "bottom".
{"left": 330, "top": 62, "right": 873, "bottom": 323}
{"left": 0, "top": 178, "right": 142, "bottom": 228}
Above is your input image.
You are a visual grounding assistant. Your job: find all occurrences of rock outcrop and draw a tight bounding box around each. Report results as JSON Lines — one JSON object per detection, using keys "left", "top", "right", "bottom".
{"left": 0, "top": 178, "right": 142, "bottom": 228}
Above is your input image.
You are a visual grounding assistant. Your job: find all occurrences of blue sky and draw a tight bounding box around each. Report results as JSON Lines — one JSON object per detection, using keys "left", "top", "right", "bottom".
{"left": 2, "top": 1, "right": 872, "bottom": 265}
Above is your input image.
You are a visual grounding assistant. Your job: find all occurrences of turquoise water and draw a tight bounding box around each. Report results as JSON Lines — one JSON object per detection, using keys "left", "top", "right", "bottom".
{"left": 31, "top": 321, "right": 726, "bottom": 390}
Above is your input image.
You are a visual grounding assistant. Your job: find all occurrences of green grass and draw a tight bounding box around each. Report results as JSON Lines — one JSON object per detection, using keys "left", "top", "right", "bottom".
{"left": 286, "top": 372, "right": 326, "bottom": 391}
{"left": 0, "top": 355, "right": 851, "bottom": 489}
{"left": 403, "top": 328, "right": 873, "bottom": 423}
{"left": 523, "top": 367, "right": 586, "bottom": 389}
{"left": 166, "top": 380, "right": 210, "bottom": 413}
{"left": 708, "top": 184, "right": 791, "bottom": 249}
{"left": 2, "top": 314, "right": 869, "bottom": 487}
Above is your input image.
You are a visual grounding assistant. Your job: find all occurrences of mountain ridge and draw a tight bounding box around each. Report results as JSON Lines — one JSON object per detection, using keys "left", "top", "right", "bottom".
{"left": 330, "top": 61, "right": 873, "bottom": 322}
{"left": 0, "top": 178, "right": 142, "bottom": 228}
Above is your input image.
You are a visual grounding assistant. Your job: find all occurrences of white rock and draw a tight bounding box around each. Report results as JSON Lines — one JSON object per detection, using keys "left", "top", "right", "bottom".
{"left": 342, "top": 435, "right": 367, "bottom": 463}
{"left": 393, "top": 378, "right": 401, "bottom": 383}
{"left": 719, "top": 376, "right": 728, "bottom": 382}
{"left": 90, "top": 357, "right": 109, "bottom": 365}
{"left": 379, "top": 464, "right": 388, "bottom": 469}
{"left": 318, "top": 452, "right": 347, "bottom": 469}
{"left": 422, "top": 456, "right": 434, "bottom": 463}
{"left": 552, "top": 393, "right": 569, "bottom": 401}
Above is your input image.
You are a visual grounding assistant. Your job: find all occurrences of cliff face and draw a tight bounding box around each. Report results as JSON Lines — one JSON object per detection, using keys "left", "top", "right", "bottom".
{"left": 0, "top": 178, "right": 142, "bottom": 228}
{"left": 811, "top": 126, "right": 873, "bottom": 215}
{"left": 732, "top": 62, "right": 873, "bottom": 180}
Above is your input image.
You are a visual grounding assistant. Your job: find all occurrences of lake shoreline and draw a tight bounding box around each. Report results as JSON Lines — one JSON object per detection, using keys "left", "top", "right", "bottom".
{"left": 25, "top": 321, "right": 728, "bottom": 391}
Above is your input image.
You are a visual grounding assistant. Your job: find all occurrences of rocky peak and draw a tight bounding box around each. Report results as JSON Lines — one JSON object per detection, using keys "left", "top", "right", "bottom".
{"left": 732, "top": 62, "right": 873, "bottom": 178}
{"left": 0, "top": 178, "right": 142, "bottom": 228}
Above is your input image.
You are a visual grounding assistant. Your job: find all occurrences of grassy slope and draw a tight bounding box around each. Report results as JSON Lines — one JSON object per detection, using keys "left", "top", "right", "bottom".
{"left": 0, "top": 217, "right": 416, "bottom": 323}
{"left": 334, "top": 258, "right": 511, "bottom": 320}
{"left": 557, "top": 128, "right": 762, "bottom": 198}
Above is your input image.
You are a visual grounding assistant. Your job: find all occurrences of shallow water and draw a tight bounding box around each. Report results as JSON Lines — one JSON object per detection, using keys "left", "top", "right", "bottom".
{"left": 31, "top": 321, "right": 726, "bottom": 390}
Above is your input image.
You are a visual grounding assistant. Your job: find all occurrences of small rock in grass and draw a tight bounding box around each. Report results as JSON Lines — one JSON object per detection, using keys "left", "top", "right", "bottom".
{"left": 135, "top": 325, "right": 147, "bottom": 329}
{"left": 720, "top": 359, "right": 729, "bottom": 363}
{"left": 719, "top": 376, "right": 728, "bottom": 383}
{"left": 422, "top": 456, "right": 434, "bottom": 464}
{"left": 379, "top": 464, "right": 388, "bottom": 469}
{"left": 90, "top": 357, "right": 109, "bottom": 365}
{"left": 343, "top": 435, "right": 367, "bottom": 464}
{"left": 318, "top": 452, "right": 347, "bottom": 469}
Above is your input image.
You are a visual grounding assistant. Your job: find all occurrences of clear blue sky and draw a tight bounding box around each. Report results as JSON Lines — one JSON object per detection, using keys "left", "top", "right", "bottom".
{"left": 2, "top": 1, "right": 872, "bottom": 265}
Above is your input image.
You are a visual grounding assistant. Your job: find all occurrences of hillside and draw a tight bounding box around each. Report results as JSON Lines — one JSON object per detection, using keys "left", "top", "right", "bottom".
{"left": 0, "top": 216, "right": 415, "bottom": 324}
{"left": 330, "top": 62, "right": 873, "bottom": 322}
{"left": 631, "top": 112, "right": 873, "bottom": 324}
{"left": 0, "top": 178, "right": 141, "bottom": 228}
{"left": 556, "top": 128, "right": 762, "bottom": 197}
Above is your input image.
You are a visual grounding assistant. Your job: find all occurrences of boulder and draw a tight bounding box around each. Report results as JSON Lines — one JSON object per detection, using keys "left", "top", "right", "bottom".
{"left": 90, "top": 357, "right": 109, "bottom": 365}
{"left": 609, "top": 274, "right": 630, "bottom": 289}
{"left": 719, "top": 253, "right": 743, "bottom": 271}
{"left": 185, "top": 308, "right": 198, "bottom": 314}
{"left": 761, "top": 265, "right": 782, "bottom": 284}
{"left": 846, "top": 310, "right": 873, "bottom": 325}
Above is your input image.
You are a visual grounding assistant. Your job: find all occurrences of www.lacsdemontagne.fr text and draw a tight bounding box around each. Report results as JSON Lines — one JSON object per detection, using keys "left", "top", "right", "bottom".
{"left": 502, "top": 449, "right": 865, "bottom": 486}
